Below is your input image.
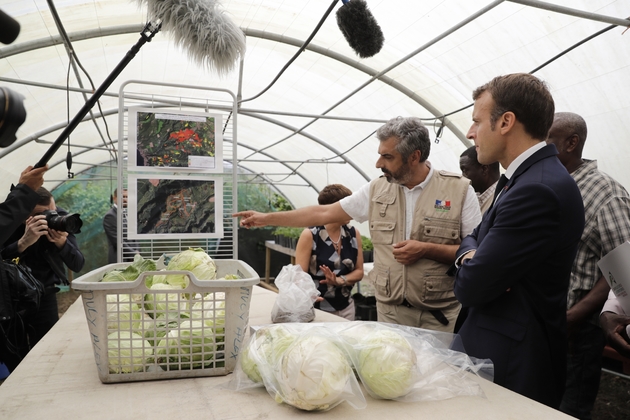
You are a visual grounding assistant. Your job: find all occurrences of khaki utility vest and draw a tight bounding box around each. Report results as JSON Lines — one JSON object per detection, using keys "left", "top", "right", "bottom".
{"left": 367, "top": 171, "right": 470, "bottom": 310}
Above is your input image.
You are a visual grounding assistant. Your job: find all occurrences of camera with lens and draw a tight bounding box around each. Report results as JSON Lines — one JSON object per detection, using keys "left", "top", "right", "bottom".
{"left": 41, "top": 210, "right": 83, "bottom": 234}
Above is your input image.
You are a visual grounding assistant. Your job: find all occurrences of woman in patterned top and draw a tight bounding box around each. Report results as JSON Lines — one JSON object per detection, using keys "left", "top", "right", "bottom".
{"left": 295, "top": 184, "right": 364, "bottom": 320}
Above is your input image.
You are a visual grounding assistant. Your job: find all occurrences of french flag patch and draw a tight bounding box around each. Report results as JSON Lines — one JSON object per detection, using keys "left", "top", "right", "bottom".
{"left": 434, "top": 199, "right": 451, "bottom": 211}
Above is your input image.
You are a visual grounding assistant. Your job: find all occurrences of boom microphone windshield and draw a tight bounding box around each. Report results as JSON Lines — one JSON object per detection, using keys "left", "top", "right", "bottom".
{"left": 336, "top": 0, "right": 384, "bottom": 58}
{"left": 0, "top": 8, "right": 20, "bottom": 45}
{"left": 139, "top": 0, "right": 246, "bottom": 75}
{"left": 0, "top": 87, "right": 27, "bottom": 148}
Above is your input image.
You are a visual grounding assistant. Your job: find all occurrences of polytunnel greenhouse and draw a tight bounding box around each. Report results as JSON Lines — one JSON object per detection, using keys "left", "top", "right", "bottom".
{"left": 0, "top": 0, "right": 629, "bottom": 418}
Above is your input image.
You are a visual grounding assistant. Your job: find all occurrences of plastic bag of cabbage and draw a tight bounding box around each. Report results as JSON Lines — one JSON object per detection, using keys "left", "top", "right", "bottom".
{"left": 232, "top": 324, "right": 366, "bottom": 411}
{"left": 228, "top": 322, "right": 494, "bottom": 411}
{"left": 338, "top": 322, "right": 493, "bottom": 402}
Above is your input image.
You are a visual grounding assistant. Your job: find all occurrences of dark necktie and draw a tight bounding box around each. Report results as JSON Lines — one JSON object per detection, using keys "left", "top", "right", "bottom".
{"left": 492, "top": 174, "right": 509, "bottom": 206}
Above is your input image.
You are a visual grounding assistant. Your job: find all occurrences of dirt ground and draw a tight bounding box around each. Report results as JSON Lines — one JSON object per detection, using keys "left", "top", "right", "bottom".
{"left": 51, "top": 290, "right": 627, "bottom": 418}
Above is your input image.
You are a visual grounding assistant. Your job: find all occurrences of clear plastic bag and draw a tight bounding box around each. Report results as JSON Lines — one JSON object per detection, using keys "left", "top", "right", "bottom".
{"left": 270, "top": 265, "right": 320, "bottom": 323}
{"left": 230, "top": 324, "right": 366, "bottom": 412}
{"left": 337, "top": 322, "right": 494, "bottom": 402}
{"left": 227, "top": 321, "right": 494, "bottom": 411}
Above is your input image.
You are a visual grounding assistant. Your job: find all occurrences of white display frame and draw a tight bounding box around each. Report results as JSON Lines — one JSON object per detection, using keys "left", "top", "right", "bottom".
{"left": 127, "top": 107, "right": 223, "bottom": 173}
{"left": 127, "top": 173, "right": 224, "bottom": 240}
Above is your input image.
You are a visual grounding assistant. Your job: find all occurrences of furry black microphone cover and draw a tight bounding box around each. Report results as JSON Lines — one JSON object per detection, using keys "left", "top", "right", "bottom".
{"left": 336, "top": 0, "right": 384, "bottom": 58}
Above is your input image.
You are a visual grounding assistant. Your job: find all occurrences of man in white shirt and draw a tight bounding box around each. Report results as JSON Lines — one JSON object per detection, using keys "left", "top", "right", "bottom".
{"left": 235, "top": 116, "right": 481, "bottom": 332}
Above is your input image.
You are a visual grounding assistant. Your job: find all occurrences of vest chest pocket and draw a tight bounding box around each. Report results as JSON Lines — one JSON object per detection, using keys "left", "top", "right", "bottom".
{"left": 370, "top": 221, "right": 396, "bottom": 244}
{"left": 422, "top": 274, "right": 456, "bottom": 304}
{"left": 423, "top": 219, "right": 460, "bottom": 242}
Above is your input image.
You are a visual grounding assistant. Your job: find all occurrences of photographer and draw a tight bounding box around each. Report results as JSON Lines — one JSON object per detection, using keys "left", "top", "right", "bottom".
{"left": 1, "top": 186, "right": 84, "bottom": 371}
{"left": 0, "top": 165, "right": 48, "bottom": 245}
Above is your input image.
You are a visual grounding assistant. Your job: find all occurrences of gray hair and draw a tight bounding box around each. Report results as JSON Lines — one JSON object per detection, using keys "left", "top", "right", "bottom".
{"left": 376, "top": 116, "right": 430, "bottom": 162}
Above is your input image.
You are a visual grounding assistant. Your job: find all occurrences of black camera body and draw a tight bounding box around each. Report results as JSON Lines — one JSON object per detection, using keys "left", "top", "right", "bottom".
{"left": 42, "top": 210, "right": 83, "bottom": 234}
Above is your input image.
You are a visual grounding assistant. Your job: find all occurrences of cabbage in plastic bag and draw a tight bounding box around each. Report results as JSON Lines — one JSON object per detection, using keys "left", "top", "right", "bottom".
{"left": 240, "top": 324, "right": 297, "bottom": 384}
{"left": 356, "top": 327, "right": 417, "bottom": 399}
{"left": 274, "top": 332, "right": 365, "bottom": 411}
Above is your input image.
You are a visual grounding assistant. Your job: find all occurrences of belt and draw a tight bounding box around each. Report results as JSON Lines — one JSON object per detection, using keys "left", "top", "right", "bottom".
{"left": 400, "top": 299, "right": 449, "bottom": 326}
{"left": 401, "top": 298, "right": 414, "bottom": 308}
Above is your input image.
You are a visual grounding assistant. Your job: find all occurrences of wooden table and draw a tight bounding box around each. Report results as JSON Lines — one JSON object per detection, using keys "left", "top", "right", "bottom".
{"left": 264, "top": 240, "right": 295, "bottom": 283}
{"left": 0, "top": 286, "right": 575, "bottom": 420}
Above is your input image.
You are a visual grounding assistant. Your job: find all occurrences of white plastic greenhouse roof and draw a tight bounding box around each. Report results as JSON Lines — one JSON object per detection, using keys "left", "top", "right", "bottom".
{"left": 0, "top": 0, "right": 629, "bottom": 212}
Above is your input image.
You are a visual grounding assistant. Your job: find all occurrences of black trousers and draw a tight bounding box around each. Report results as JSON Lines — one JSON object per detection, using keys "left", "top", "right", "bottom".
{"left": 0, "top": 291, "right": 59, "bottom": 372}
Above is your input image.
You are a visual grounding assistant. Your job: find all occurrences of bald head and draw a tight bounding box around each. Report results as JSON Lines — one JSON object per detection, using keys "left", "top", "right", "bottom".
{"left": 552, "top": 112, "right": 587, "bottom": 144}
{"left": 546, "top": 112, "right": 587, "bottom": 172}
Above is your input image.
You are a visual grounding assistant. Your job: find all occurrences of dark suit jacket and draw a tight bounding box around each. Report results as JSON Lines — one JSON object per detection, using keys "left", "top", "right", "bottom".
{"left": 103, "top": 206, "right": 139, "bottom": 264}
{"left": 454, "top": 144, "right": 584, "bottom": 408}
{"left": 0, "top": 184, "right": 40, "bottom": 245}
{"left": 2, "top": 207, "right": 85, "bottom": 290}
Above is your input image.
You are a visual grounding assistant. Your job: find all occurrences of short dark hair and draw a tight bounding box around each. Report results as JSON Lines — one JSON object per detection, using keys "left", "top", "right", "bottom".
{"left": 473, "top": 73, "right": 555, "bottom": 141}
{"left": 318, "top": 184, "right": 353, "bottom": 205}
{"left": 460, "top": 145, "right": 500, "bottom": 173}
{"left": 376, "top": 116, "right": 431, "bottom": 162}
{"left": 460, "top": 145, "right": 480, "bottom": 162}
{"left": 35, "top": 187, "right": 53, "bottom": 206}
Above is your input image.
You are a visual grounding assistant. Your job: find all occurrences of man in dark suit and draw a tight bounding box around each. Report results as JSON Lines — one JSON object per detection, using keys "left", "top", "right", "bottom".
{"left": 103, "top": 188, "right": 139, "bottom": 263}
{"left": 453, "top": 73, "right": 585, "bottom": 408}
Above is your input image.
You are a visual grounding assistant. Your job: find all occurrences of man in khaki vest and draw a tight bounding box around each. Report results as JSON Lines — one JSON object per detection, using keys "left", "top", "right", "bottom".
{"left": 234, "top": 116, "right": 481, "bottom": 332}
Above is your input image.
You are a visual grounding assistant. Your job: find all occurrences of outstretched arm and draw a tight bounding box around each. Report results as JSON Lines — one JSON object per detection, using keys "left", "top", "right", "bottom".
{"left": 233, "top": 202, "right": 351, "bottom": 229}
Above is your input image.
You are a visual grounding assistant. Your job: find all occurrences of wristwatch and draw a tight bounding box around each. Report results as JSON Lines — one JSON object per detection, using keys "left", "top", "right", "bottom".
{"left": 340, "top": 275, "right": 348, "bottom": 286}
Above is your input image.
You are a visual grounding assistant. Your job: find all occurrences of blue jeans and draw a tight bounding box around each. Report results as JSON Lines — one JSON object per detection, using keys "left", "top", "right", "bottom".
{"left": 559, "top": 321, "right": 605, "bottom": 420}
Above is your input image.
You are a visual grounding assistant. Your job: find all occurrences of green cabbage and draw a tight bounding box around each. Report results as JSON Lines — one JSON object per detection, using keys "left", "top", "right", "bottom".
{"left": 107, "top": 330, "right": 152, "bottom": 373}
{"left": 154, "top": 248, "right": 217, "bottom": 288}
{"left": 143, "top": 318, "right": 179, "bottom": 346}
{"left": 240, "top": 325, "right": 296, "bottom": 383}
{"left": 190, "top": 295, "right": 226, "bottom": 339}
{"left": 102, "top": 254, "right": 157, "bottom": 283}
{"left": 276, "top": 334, "right": 353, "bottom": 411}
{"left": 357, "top": 328, "right": 417, "bottom": 399}
{"left": 154, "top": 320, "right": 216, "bottom": 370}
{"left": 143, "top": 283, "right": 188, "bottom": 320}
{"left": 106, "top": 294, "right": 144, "bottom": 331}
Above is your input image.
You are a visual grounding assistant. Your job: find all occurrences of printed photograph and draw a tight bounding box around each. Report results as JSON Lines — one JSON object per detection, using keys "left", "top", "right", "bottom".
{"left": 128, "top": 108, "right": 223, "bottom": 172}
{"left": 127, "top": 175, "right": 224, "bottom": 239}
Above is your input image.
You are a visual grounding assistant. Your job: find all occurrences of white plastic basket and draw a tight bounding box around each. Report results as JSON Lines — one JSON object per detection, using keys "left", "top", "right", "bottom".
{"left": 72, "top": 259, "right": 259, "bottom": 383}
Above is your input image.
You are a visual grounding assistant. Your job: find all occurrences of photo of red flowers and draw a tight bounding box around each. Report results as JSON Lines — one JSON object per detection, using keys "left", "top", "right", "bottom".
{"left": 128, "top": 108, "right": 223, "bottom": 172}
